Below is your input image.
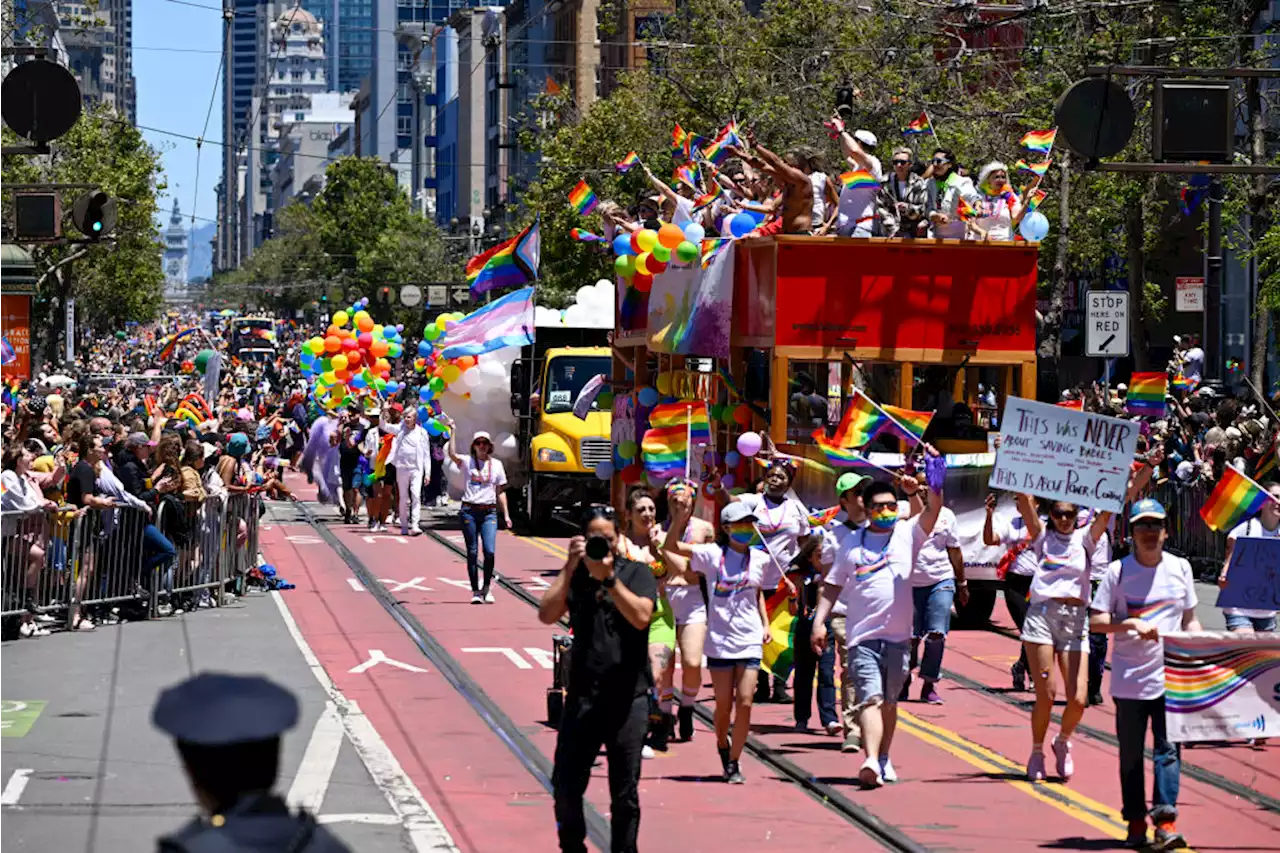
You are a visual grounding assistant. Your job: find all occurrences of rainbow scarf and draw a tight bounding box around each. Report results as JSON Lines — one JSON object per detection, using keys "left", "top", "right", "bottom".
{"left": 568, "top": 179, "right": 598, "bottom": 215}
{"left": 1200, "top": 466, "right": 1273, "bottom": 533}
{"left": 762, "top": 580, "right": 796, "bottom": 680}
{"left": 881, "top": 404, "right": 933, "bottom": 443}
{"left": 1019, "top": 128, "right": 1057, "bottom": 155}
{"left": 1125, "top": 372, "right": 1168, "bottom": 418}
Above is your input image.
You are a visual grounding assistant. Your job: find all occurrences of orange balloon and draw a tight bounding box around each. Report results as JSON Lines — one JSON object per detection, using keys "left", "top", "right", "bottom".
{"left": 456, "top": 356, "right": 477, "bottom": 370}
{"left": 375, "top": 357, "right": 391, "bottom": 373}
{"left": 345, "top": 349, "right": 363, "bottom": 367}
{"left": 334, "top": 369, "right": 350, "bottom": 382}
{"left": 324, "top": 335, "right": 341, "bottom": 353}
{"left": 326, "top": 325, "right": 341, "bottom": 338}
{"left": 370, "top": 339, "right": 390, "bottom": 359}
{"left": 356, "top": 311, "right": 375, "bottom": 333}
{"left": 657, "top": 223, "right": 685, "bottom": 250}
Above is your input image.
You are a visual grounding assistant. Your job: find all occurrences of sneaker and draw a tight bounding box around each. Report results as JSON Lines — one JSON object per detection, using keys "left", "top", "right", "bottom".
{"left": 1011, "top": 661, "right": 1027, "bottom": 692}
{"left": 1051, "top": 736, "right": 1074, "bottom": 780}
{"left": 1152, "top": 821, "right": 1185, "bottom": 850}
{"left": 841, "top": 734, "right": 861, "bottom": 753}
{"left": 1026, "top": 749, "right": 1046, "bottom": 781}
{"left": 470, "top": 593, "right": 483, "bottom": 604}
{"left": 921, "top": 682, "right": 943, "bottom": 705}
{"left": 879, "top": 757, "right": 898, "bottom": 783}
{"left": 898, "top": 674, "right": 913, "bottom": 702}
{"left": 484, "top": 591, "right": 495, "bottom": 603}
{"left": 795, "top": 719, "right": 811, "bottom": 733}
{"left": 826, "top": 720, "right": 843, "bottom": 737}
{"left": 641, "top": 744, "right": 655, "bottom": 760}
{"left": 677, "top": 706, "right": 694, "bottom": 742}
{"left": 858, "top": 756, "right": 883, "bottom": 789}
{"left": 1088, "top": 692, "right": 1104, "bottom": 707}
{"left": 1124, "top": 819, "right": 1148, "bottom": 849}
{"left": 725, "top": 761, "right": 745, "bottom": 784}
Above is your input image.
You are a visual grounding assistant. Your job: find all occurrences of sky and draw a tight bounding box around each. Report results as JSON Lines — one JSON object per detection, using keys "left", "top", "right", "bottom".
{"left": 134, "top": 0, "right": 225, "bottom": 231}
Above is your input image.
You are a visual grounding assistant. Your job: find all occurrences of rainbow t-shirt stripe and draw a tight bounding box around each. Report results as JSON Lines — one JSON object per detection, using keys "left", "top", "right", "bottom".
{"left": 840, "top": 170, "right": 878, "bottom": 190}
{"left": 1125, "top": 371, "right": 1168, "bottom": 417}
{"left": 1020, "top": 128, "right": 1057, "bottom": 155}
{"left": 1200, "top": 466, "right": 1272, "bottom": 533}
{"left": 855, "top": 553, "right": 889, "bottom": 581}
{"left": 568, "top": 179, "right": 598, "bottom": 215}
{"left": 1126, "top": 598, "right": 1180, "bottom": 622}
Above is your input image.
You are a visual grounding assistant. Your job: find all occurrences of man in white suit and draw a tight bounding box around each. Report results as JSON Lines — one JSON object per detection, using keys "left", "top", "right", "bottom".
{"left": 383, "top": 404, "right": 432, "bottom": 536}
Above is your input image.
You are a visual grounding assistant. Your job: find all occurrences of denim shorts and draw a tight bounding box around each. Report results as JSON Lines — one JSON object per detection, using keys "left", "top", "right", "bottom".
{"left": 1022, "top": 600, "right": 1089, "bottom": 652}
{"left": 706, "top": 656, "right": 761, "bottom": 671}
{"left": 1224, "top": 612, "right": 1278, "bottom": 632}
{"left": 850, "top": 639, "right": 909, "bottom": 710}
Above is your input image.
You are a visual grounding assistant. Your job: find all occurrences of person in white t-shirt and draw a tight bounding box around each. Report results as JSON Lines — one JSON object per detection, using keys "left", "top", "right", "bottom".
{"left": 663, "top": 497, "right": 771, "bottom": 785}
{"left": 827, "top": 115, "right": 884, "bottom": 237}
{"left": 1218, "top": 480, "right": 1280, "bottom": 632}
{"left": 1090, "top": 498, "right": 1201, "bottom": 851}
{"left": 444, "top": 427, "right": 510, "bottom": 604}
{"left": 983, "top": 493, "right": 1041, "bottom": 691}
{"left": 902, "top": 491, "right": 965, "bottom": 705}
{"left": 812, "top": 479, "right": 943, "bottom": 789}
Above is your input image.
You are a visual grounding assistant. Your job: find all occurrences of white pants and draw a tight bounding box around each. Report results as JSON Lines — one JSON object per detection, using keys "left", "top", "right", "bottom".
{"left": 396, "top": 466, "right": 422, "bottom": 533}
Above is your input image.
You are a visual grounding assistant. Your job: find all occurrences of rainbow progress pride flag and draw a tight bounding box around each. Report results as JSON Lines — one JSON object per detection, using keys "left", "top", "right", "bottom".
{"left": 1200, "top": 466, "right": 1273, "bottom": 533}
{"left": 466, "top": 218, "right": 540, "bottom": 299}
{"left": 840, "top": 170, "right": 878, "bottom": 191}
{"left": 1019, "top": 128, "right": 1057, "bottom": 155}
{"left": 1125, "top": 372, "right": 1168, "bottom": 417}
{"left": 641, "top": 401, "right": 710, "bottom": 479}
{"left": 568, "top": 180, "right": 598, "bottom": 215}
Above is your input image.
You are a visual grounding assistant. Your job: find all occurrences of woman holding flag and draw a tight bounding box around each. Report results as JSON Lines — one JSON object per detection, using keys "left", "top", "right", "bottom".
{"left": 663, "top": 493, "right": 771, "bottom": 784}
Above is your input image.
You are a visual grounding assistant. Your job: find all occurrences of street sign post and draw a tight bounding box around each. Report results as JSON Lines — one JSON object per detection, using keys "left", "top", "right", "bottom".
{"left": 1086, "top": 292, "right": 1130, "bottom": 357}
{"left": 1175, "top": 276, "right": 1204, "bottom": 312}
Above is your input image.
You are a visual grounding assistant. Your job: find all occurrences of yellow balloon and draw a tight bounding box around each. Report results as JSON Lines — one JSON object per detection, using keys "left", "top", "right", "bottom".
{"left": 331, "top": 354, "right": 348, "bottom": 372}
{"left": 321, "top": 371, "right": 337, "bottom": 385}
{"left": 332, "top": 310, "right": 350, "bottom": 328}
{"left": 331, "top": 384, "right": 346, "bottom": 400}
{"left": 636, "top": 229, "right": 659, "bottom": 252}
{"left": 441, "top": 364, "right": 461, "bottom": 384}
{"left": 655, "top": 371, "right": 672, "bottom": 395}
{"left": 634, "top": 252, "right": 652, "bottom": 277}
{"left": 373, "top": 324, "right": 384, "bottom": 338}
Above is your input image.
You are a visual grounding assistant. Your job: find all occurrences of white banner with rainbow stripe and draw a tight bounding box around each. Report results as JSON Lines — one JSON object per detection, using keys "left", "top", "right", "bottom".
{"left": 1164, "top": 632, "right": 1280, "bottom": 743}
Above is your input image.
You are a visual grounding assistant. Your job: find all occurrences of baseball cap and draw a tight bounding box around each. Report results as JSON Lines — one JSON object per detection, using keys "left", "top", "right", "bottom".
{"left": 854, "top": 129, "right": 878, "bottom": 148}
{"left": 835, "top": 472, "right": 869, "bottom": 497}
{"left": 126, "top": 432, "right": 156, "bottom": 448}
{"left": 720, "top": 502, "right": 757, "bottom": 524}
{"left": 1129, "top": 498, "right": 1167, "bottom": 523}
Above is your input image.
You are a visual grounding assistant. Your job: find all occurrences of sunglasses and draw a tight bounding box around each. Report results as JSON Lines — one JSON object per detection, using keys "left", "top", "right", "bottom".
{"left": 892, "top": 159, "right": 911, "bottom": 166}
{"left": 869, "top": 501, "right": 898, "bottom": 511}
{"left": 932, "top": 158, "right": 949, "bottom": 165}
{"left": 1050, "top": 509, "right": 1076, "bottom": 520}
{"left": 1132, "top": 520, "right": 1164, "bottom": 532}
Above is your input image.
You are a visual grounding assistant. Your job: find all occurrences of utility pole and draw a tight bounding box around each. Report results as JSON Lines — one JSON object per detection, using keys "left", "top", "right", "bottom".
{"left": 222, "top": 0, "right": 236, "bottom": 270}
{"left": 1205, "top": 179, "right": 1224, "bottom": 379}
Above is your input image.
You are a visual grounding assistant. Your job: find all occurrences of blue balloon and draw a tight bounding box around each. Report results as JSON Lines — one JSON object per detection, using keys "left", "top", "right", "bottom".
{"left": 385, "top": 381, "right": 400, "bottom": 395}
{"left": 417, "top": 406, "right": 431, "bottom": 424}
{"left": 683, "top": 221, "right": 705, "bottom": 244}
{"left": 417, "top": 340, "right": 432, "bottom": 357}
{"left": 638, "top": 386, "right": 659, "bottom": 407}
{"left": 1019, "top": 210, "right": 1050, "bottom": 242}
{"left": 728, "top": 214, "right": 755, "bottom": 239}
{"left": 425, "top": 419, "right": 443, "bottom": 436}
{"left": 724, "top": 451, "right": 740, "bottom": 467}
{"left": 612, "top": 234, "right": 635, "bottom": 256}
{"left": 418, "top": 386, "right": 433, "bottom": 402}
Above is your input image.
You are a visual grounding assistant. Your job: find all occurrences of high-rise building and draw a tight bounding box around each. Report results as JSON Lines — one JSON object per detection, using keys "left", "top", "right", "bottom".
{"left": 218, "top": 0, "right": 264, "bottom": 272}
{"left": 56, "top": 0, "right": 134, "bottom": 121}
{"left": 163, "top": 200, "right": 191, "bottom": 301}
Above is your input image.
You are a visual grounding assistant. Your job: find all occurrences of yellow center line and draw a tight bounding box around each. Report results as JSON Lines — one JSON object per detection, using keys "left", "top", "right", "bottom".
{"left": 509, "top": 534, "right": 1196, "bottom": 848}
{"left": 504, "top": 531, "right": 568, "bottom": 560}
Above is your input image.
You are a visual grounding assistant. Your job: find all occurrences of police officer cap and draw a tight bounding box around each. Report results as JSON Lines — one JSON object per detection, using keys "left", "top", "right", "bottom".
{"left": 153, "top": 673, "right": 299, "bottom": 745}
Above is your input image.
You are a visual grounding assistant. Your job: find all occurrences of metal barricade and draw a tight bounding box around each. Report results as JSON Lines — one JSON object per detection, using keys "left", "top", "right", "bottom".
{"left": 157, "top": 495, "right": 230, "bottom": 602}
{"left": 223, "top": 493, "right": 263, "bottom": 591}
{"left": 2, "top": 507, "right": 76, "bottom": 625}
{"left": 69, "top": 503, "right": 157, "bottom": 614}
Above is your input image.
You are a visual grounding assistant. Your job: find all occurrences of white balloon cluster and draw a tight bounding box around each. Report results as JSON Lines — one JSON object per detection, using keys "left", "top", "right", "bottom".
{"left": 533, "top": 279, "right": 615, "bottom": 329}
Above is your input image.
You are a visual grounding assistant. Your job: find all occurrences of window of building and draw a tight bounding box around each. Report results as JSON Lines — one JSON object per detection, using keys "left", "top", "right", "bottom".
{"left": 397, "top": 116, "right": 412, "bottom": 136}
{"left": 296, "top": 112, "right": 306, "bottom": 121}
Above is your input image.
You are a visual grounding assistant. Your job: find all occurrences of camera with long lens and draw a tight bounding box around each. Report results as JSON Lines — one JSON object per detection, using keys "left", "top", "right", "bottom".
{"left": 585, "top": 535, "right": 611, "bottom": 561}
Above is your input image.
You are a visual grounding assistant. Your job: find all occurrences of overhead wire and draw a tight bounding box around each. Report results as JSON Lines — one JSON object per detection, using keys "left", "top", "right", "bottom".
{"left": 188, "top": 9, "right": 231, "bottom": 231}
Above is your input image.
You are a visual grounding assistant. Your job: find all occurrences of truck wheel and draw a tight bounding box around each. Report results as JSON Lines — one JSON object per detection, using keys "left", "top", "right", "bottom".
{"left": 954, "top": 586, "right": 997, "bottom": 628}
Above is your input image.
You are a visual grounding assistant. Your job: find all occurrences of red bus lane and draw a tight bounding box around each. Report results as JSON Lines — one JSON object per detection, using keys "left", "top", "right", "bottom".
{"left": 258, "top": 524, "right": 561, "bottom": 853}
{"left": 482, "top": 529, "right": 1280, "bottom": 851}
{"left": 329, "top": 523, "right": 900, "bottom": 851}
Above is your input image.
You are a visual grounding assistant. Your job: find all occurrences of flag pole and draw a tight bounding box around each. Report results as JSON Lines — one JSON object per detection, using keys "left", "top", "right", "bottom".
{"left": 923, "top": 107, "right": 940, "bottom": 145}
{"left": 685, "top": 404, "right": 693, "bottom": 480}
{"left": 862, "top": 391, "right": 926, "bottom": 448}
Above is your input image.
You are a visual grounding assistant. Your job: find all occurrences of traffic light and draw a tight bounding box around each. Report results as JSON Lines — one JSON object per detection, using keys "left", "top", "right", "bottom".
{"left": 71, "top": 191, "right": 116, "bottom": 240}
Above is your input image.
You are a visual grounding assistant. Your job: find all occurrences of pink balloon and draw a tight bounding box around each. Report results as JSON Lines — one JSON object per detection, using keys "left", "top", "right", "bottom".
{"left": 736, "top": 431, "right": 763, "bottom": 457}
{"left": 358, "top": 332, "right": 373, "bottom": 348}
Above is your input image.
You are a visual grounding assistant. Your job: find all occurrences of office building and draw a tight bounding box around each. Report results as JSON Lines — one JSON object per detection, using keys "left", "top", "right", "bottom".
{"left": 270, "top": 92, "right": 356, "bottom": 205}
{"left": 56, "top": 0, "right": 134, "bottom": 121}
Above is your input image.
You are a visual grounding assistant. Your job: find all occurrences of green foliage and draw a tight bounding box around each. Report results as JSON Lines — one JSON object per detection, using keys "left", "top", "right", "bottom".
{"left": 220, "top": 157, "right": 459, "bottom": 315}
{"left": 1254, "top": 220, "right": 1280, "bottom": 312}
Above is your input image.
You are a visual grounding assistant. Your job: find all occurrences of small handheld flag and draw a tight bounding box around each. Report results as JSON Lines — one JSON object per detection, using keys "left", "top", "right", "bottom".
{"left": 1125, "top": 372, "right": 1168, "bottom": 418}
{"left": 807, "top": 506, "right": 841, "bottom": 527}
{"left": 1025, "top": 188, "right": 1048, "bottom": 212}
{"left": 1015, "top": 159, "right": 1052, "bottom": 177}
{"left": 881, "top": 405, "right": 934, "bottom": 443}
{"left": 570, "top": 228, "right": 605, "bottom": 243}
{"left": 840, "top": 170, "right": 878, "bottom": 191}
{"left": 902, "top": 112, "right": 931, "bottom": 136}
{"left": 615, "top": 152, "right": 641, "bottom": 173}
{"left": 568, "top": 180, "right": 598, "bottom": 215}
{"left": 1199, "top": 465, "right": 1274, "bottom": 533}
{"left": 1019, "top": 128, "right": 1057, "bottom": 155}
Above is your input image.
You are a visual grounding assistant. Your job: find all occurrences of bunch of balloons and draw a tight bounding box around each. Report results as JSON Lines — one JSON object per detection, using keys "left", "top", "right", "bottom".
{"left": 612, "top": 220, "right": 706, "bottom": 292}
{"left": 299, "top": 297, "right": 406, "bottom": 410}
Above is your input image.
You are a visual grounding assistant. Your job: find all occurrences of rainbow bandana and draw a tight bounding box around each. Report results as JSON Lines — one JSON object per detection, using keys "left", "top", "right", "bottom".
{"left": 726, "top": 520, "right": 762, "bottom": 547}
{"left": 867, "top": 506, "right": 898, "bottom": 532}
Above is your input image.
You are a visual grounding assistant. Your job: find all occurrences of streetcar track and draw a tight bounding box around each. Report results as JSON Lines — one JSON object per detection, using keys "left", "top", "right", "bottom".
{"left": 521, "top": 528, "right": 1280, "bottom": 816}
{"left": 292, "top": 503, "right": 615, "bottom": 852}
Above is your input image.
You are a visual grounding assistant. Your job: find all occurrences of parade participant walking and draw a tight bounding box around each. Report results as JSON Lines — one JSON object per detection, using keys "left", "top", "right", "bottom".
{"left": 984, "top": 491, "right": 1039, "bottom": 691}
{"left": 1218, "top": 479, "right": 1280, "bottom": 632}
{"left": 1090, "top": 499, "right": 1201, "bottom": 850}
{"left": 812, "top": 478, "right": 942, "bottom": 788}
{"left": 902, "top": 483, "right": 965, "bottom": 704}
{"left": 443, "top": 422, "right": 511, "bottom": 603}
{"left": 383, "top": 405, "right": 431, "bottom": 537}
{"left": 152, "top": 672, "right": 352, "bottom": 853}
{"left": 540, "top": 506, "right": 656, "bottom": 853}
{"left": 664, "top": 496, "right": 771, "bottom": 784}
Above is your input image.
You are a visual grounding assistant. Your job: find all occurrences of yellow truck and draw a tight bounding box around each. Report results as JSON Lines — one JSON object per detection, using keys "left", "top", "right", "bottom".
{"left": 509, "top": 327, "right": 613, "bottom": 529}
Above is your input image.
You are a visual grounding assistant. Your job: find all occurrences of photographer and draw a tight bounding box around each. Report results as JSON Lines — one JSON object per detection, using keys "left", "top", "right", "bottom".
{"left": 538, "top": 506, "right": 657, "bottom": 853}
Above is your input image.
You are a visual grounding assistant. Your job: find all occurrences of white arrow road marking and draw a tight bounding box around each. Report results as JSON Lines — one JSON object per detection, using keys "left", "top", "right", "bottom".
{"left": 461, "top": 647, "right": 531, "bottom": 669}
{"left": 286, "top": 702, "right": 344, "bottom": 813}
{"left": 270, "top": 593, "right": 459, "bottom": 853}
{"left": 286, "top": 535, "right": 322, "bottom": 544}
{"left": 523, "top": 647, "right": 554, "bottom": 670}
{"left": 349, "top": 649, "right": 429, "bottom": 674}
{"left": 435, "top": 576, "right": 475, "bottom": 591}
{"left": 1, "top": 769, "right": 32, "bottom": 806}
{"left": 383, "top": 577, "right": 433, "bottom": 593}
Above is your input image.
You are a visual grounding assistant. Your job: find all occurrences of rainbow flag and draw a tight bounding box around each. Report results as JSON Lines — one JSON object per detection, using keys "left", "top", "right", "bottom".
{"left": 1253, "top": 438, "right": 1277, "bottom": 481}
{"left": 1026, "top": 188, "right": 1048, "bottom": 212}
{"left": 1125, "top": 372, "right": 1168, "bottom": 417}
{"left": 1056, "top": 399, "right": 1083, "bottom": 410}
{"left": 762, "top": 580, "right": 796, "bottom": 680}
{"left": 1019, "top": 128, "right": 1057, "bottom": 155}
{"left": 153, "top": 327, "right": 200, "bottom": 361}
{"left": 373, "top": 432, "right": 394, "bottom": 479}
{"left": 692, "top": 189, "right": 721, "bottom": 212}
{"left": 570, "top": 228, "right": 605, "bottom": 243}
{"left": 642, "top": 402, "right": 710, "bottom": 479}
{"left": 673, "top": 162, "right": 700, "bottom": 190}
{"left": 957, "top": 196, "right": 980, "bottom": 221}
{"left": 881, "top": 405, "right": 934, "bottom": 443}
{"left": 1016, "top": 159, "right": 1052, "bottom": 177}
{"left": 1171, "top": 373, "right": 1197, "bottom": 393}
{"left": 701, "top": 238, "right": 730, "bottom": 269}
{"left": 902, "top": 112, "right": 931, "bottom": 135}
{"left": 840, "top": 170, "right": 878, "bottom": 191}
{"left": 830, "top": 390, "right": 889, "bottom": 449}
{"left": 671, "top": 124, "right": 689, "bottom": 159}
{"left": 1199, "top": 465, "right": 1273, "bottom": 533}
{"left": 812, "top": 430, "right": 878, "bottom": 468}
{"left": 807, "top": 506, "right": 841, "bottom": 527}
{"left": 466, "top": 217, "right": 540, "bottom": 299}
{"left": 615, "top": 151, "right": 641, "bottom": 173}
{"left": 701, "top": 123, "right": 742, "bottom": 167}
{"left": 568, "top": 179, "right": 598, "bottom": 215}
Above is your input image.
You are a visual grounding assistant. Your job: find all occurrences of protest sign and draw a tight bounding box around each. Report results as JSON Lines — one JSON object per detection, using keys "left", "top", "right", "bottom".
{"left": 1164, "top": 632, "right": 1280, "bottom": 743}
{"left": 1217, "top": 537, "right": 1280, "bottom": 612}
{"left": 989, "top": 397, "right": 1138, "bottom": 513}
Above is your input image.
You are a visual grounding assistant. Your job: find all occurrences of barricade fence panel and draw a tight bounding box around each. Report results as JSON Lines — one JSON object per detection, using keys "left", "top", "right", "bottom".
{"left": 1112, "top": 481, "right": 1225, "bottom": 578}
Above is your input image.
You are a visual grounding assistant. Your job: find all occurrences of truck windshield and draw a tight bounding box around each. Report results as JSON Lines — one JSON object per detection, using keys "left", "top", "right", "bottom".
{"left": 543, "top": 356, "right": 610, "bottom": 414}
